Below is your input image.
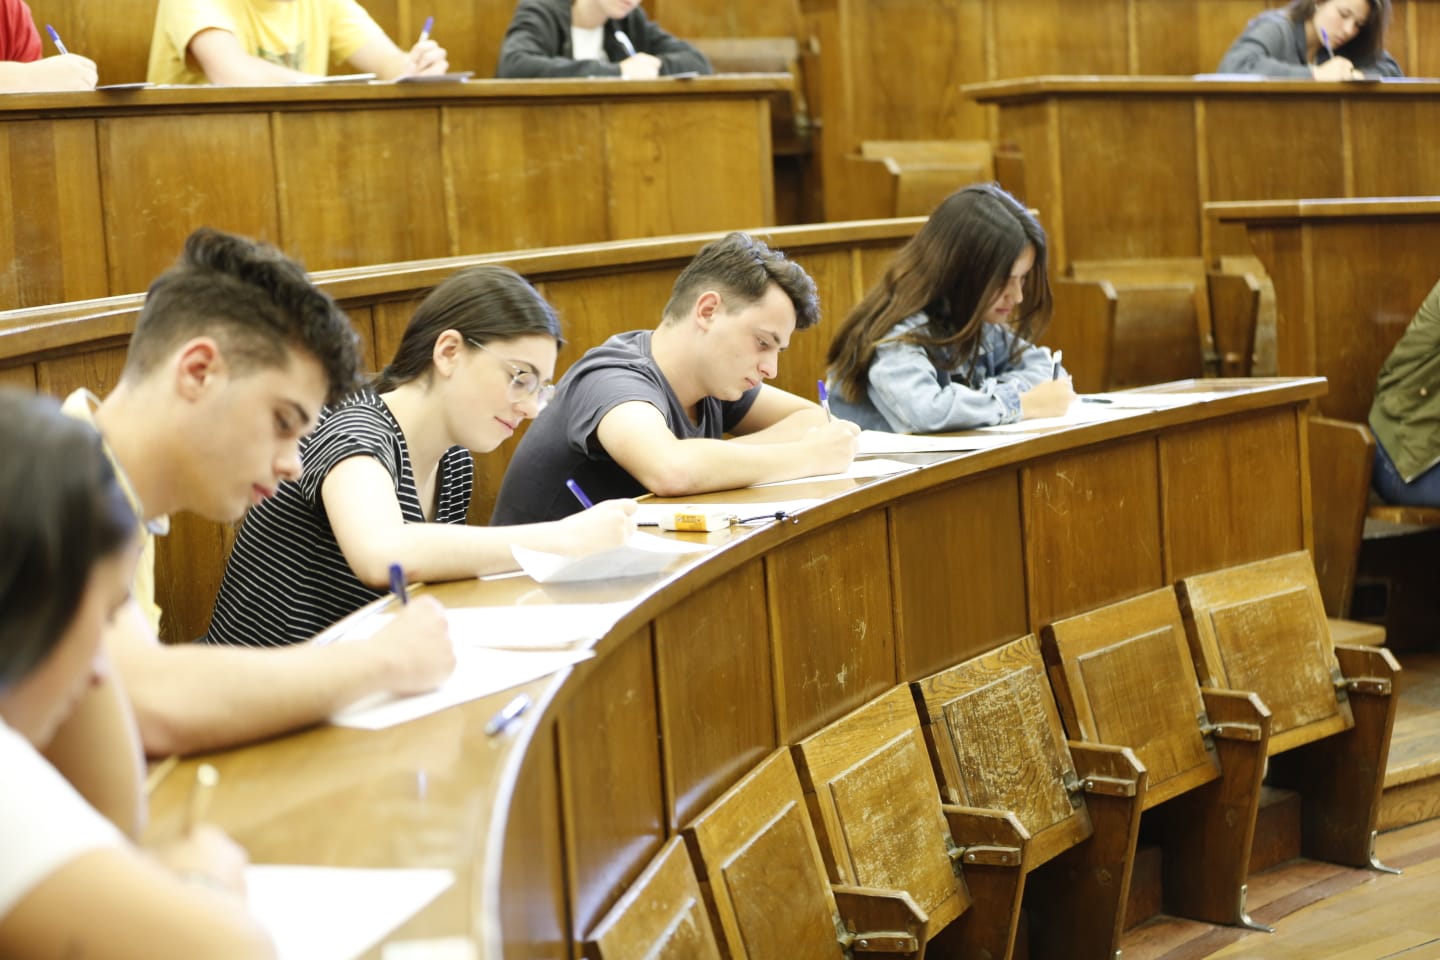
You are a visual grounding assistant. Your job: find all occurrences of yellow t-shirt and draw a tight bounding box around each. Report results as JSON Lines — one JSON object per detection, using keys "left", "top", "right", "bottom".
{"left": 60, "top": 390, "right": 166, "bottom": 636}
{"left": 147, "top": 0, "right": 385, "bottom": 84}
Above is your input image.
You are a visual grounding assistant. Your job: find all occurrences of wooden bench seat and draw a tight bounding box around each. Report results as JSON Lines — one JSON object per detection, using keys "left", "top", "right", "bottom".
{"left": 585, "top": 836, "right": 724, "bottom": 959}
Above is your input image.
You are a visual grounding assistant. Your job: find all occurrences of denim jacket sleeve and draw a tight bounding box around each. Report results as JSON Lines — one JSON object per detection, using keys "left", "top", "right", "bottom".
{"left": 866, "top": 320, "right": 1044, "bottom": 432}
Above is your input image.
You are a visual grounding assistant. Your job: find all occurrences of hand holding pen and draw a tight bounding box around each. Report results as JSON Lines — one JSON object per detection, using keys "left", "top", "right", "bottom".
{"left": 1313, "top": 26, "right": 1362, "bottom": 80}
{"left": 402, "top": 15, "right": 449, "bottom": 76}
{"left": 613, "top": 27, "right": 661, "bottom": 79}
{"left": 36, "top": 25, "right": 98, "bottom": 91}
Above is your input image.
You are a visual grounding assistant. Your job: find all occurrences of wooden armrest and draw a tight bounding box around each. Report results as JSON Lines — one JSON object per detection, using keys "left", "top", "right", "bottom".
{"left": 832, "top": 884, "right": 927, "bottom": 954}
{"left": 941, "top": 805, "right": 1027, "bottom": 867}
{"left": 1067, "top": 741, "right": 1145, "bottom": 796}
{"left": 1334, "top": 643, "right": 1401, "bottom": 696}
{"left": 1199, "top": 688, "right": 1270, "bottom": 741}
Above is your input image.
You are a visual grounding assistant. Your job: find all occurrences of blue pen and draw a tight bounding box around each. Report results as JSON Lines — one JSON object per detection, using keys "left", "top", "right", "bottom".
{"left": 45, "top": 24, "right": 68, "bottom": 56}
{"left": 816, "top": 379, "right": 833, "bottom": 421}
{"left": 565, "top": 478, "right": 595, "bottom": 510}
{"left": 388, "top": 562, "right": 409, "bottom": 604}
{"left": 419, "top": 15, "right": 434, "bottom": 42}
{"left": 1319, "top": 26, "right": 1333, "bottom": 58}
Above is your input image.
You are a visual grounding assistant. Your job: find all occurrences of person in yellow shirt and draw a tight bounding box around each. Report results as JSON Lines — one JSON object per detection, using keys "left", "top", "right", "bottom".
{"left": 147, "top": 0, "right": 447, "bottom": 85}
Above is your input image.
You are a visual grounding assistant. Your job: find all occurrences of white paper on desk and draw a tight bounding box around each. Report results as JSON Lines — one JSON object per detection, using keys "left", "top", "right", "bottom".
{"left": 855, "top": 430, "right": 1026, "bottom": 455}
{"left": 331, "top": 645, "right": 589, "bottom": 730}
{"left": 246, "top": 865, "right": 453, "bottom": 960}
{"left": 978, "top": 401, "right": 1142, "bottom": 432}
{"left": 512, "top": 531, "right": 707, "bottom": 584}
{"left": 328, "top": 603, "right": 634, "bottom": 651}
{"left": 1077, "top": 391, "right": 1232, "bottom": 409}
{"left": 633, "top": 498, "right": 821, "bottom": 527}
{"left": 751, "top": 457, "right": 918, "bottom": 488}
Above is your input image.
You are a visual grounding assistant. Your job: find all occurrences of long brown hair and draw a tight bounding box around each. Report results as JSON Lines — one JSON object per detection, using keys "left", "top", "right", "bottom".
{"left": 1287, "top": 0, "right": 1389, "bottom": 64}
{"left": 826, "top": 183, "right": 1051, "bottom": 403}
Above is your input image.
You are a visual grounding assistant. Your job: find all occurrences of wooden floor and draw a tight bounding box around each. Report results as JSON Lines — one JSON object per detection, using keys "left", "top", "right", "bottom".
{"left": 1118, "top": 651, "right": 1440, "bottom": 960}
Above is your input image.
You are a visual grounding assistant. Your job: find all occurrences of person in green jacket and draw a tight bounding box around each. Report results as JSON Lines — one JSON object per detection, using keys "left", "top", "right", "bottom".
{"left": 1370, "top": 278, "right": 1440, "bottom": 507}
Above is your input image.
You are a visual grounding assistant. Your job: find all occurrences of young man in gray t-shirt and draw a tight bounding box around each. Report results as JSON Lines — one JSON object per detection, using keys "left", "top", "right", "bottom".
{"left": 492, "top": 232, "right": 860, "bottom": 525}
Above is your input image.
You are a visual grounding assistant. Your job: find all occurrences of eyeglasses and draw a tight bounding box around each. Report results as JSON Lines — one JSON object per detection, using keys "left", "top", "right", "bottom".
{"left": 466, "top": 338, "right": 556, "bottom": 411}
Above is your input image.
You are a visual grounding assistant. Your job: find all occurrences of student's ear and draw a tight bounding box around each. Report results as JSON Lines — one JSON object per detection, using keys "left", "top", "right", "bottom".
{"left": 432, "top": 329, "right": 466, "bottom": 378}
{"left": 693, "top": 291, "right": 723, "bottom": 332}
{"left": 174, "top": 337, "right": 224, "bottom": 401}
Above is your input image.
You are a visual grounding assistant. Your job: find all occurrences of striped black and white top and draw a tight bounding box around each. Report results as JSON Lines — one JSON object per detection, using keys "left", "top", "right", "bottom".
{"left": 205, "top": 389, "right": 473, "bottom": 648}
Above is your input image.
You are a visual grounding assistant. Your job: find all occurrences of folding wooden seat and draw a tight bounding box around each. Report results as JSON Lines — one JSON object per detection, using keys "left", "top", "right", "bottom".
{"left": 585, "top": 835, "right": 724, "bottom": 960}
{"left": 1176, "top": 550, "right": 1401, "bottom": 870}
{"left": 789, "top": 685, "right": 974, "bottom": 953}
{"left": 684, "top": 748, "right": 926, "bottom": 960}
{"left": 912, "top": 634, "right": 1147, "bottom": 959}
{"left": 1041, "top": 588, "right": 1273, "bottom": 929}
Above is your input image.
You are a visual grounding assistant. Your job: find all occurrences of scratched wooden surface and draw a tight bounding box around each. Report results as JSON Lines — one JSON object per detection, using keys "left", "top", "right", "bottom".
{"left": 792, "top": 685, "right": 969, "bottom": 934}
{"left": 686, "top": 749, "right": 846, "bottom": 960}
{"left": 1043, "top": 588, "right": 1220, "bottom": 809}
{"left": 586, "top": 836, "right": 724, "bottom": 960}
{"left": 1177, "top": 552, "right": 1351, "bottom": 755}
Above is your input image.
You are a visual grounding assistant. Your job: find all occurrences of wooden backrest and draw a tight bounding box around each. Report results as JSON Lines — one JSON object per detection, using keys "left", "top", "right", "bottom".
{"left": 1109, "top": 285, "right": 1205, "bottom": 389}
{"left": 1206, "top": 270, "right": 1261, "bottom": 377}
{"left": 1308, "top": 417, "right": 1376, "bottom": 618}
{"left": 585, "top": 835, "right": 724, "bottom": 960}
{"left": 1041, "top": 588, "right": 1220, "bottom": 809}
{"left": 791, "top": 684, "right": 968, "bottom": 934}
{"left": 684, "top": 749, "right": 845, "bottom": 960}
{"left": 690, "top": 37, "right": 810, "bottom": 153}
{"left": 859, "top": 139, "right": 993, "bottom": 174}
{"left": 1048, "top": 278, "right": 1117, "bottom": 394}
{"left": 1175, "top": 551, "right": 1353, "bottom": 755}
{"left": 911, "top": 634, "right": 1091, "bottom": 868}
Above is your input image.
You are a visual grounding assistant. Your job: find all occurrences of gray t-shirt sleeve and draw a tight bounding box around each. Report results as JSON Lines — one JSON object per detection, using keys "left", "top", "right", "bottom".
{"left": 565, "top": 363, "right": 674, "bottom": 455}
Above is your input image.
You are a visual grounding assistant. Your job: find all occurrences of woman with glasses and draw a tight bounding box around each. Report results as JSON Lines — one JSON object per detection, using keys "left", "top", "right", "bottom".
{"left": 205, "top": 266, "right": 636, "bottom": 649}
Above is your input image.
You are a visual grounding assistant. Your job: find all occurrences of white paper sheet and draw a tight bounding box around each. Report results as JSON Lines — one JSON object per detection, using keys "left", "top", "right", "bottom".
{"left": 330, "top": 645, "right": 589, "bottom": 730}
{"left": 977, "top": 401, "right": 1142, "bottom": 432}
{"left": 855, "top": 430, "right": 1027, "bottom": 455}
{"left": 511, "top": 531, "right": 707, "bottom": 584}
{"left": 1074, "top": 391, "right": 1232, "bottom": 409}
{"left": 326, "top": 603, "right": 634, "bottom": 652}
{"left": 632, "top": 499, "right": 821, "bottom": 527}
{"left": 246, "top": 865, "right": 454, "bottom": 960}
{"left": 751, "top": 457, "right": 918, "bottom": 488}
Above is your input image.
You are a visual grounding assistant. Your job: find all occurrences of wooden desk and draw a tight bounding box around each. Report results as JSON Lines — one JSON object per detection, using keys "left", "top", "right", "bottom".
{"left": 144, "top": 376, "right": 1324, "bottom": 958}
{"left": 1207, "top": 197, "right": 1440, "bottom": 422}
{"left": 0, "top": 77, "right": 784, "bottom": 309}
{"left": 966, "top": 78, "right": 1440, "bottom": 275}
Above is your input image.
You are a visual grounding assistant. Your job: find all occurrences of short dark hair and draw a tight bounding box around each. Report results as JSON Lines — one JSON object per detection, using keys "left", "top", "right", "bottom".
{"left": 373, "top": 266, "right": 561, "bottom": 393}
{"left": 0, "top": 390, "right": 137, "bottom": 692}
{"left": 663, "top": 232, "right": 820, "bottom": 330}
{"left": 124, "top": 228, "right": 362, "bottom": 403}
{"left": 1286, "top": 0, "right": 1390, "bottom": 64}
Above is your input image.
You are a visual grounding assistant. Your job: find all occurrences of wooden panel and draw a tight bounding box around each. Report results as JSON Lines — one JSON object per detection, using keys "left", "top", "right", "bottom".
{"left": 28, "top": 0, "right": 153, "bottom": 83}
{"left": 913, "top": 634, "right": 1079, "bottom": 839}
{"left": 994, "top": 0, "right": 1129, "bottom": 78}
{"left": 1132, "top": 0, "right": 1270, "bottom": 76}
{"left": 540, "top": 270, "right": 682, "bottom": 378}
{"left": 560, "top": 629, "right": 665, "bottom": 947}
{"left": 792, "top": 685, "right": 967, "bottom": 931}
{"left": 890, "top": 471, "right": 1028, "bottom": 679}
{"left": 655, "top": 560, "right": 775, "bottom": 830}
{"left": 1306, "top": 220, "right": 1435, "bottom": 422}
{"left": 274, "top": 108, "right": 449, "bottom": 270}
{"left": 1160, "top": 408, "right": 1306, "bottom": 581}
{"left": 848, "top": 0, "right": 986, "bottom": 143}
{"left": 1058, "top": 97, "right": 1199, "bottom": 262}
{"left": 766, "top": 510, "right": 896, "bottom": 742}
{"left": 1204, "top": 98, "right": 1345, "bottom": 257}
{"left": 1023, "top": 437, "right": 1163, "bottom": 627}
{"left": 1308, "top": 416, "right": 1374, "bottom": 618}
{"left": 0, "top": 364, "right": 36, "bottom": 390}
{"left": 1414, "top": 0, "right": 1440, "bottom": 76}
{"left": 604, "top": 99, "right": 771, "bottom": 238}
{"left": 648, "top": 0, "right": 803, "bottom": 37}
{"left": 1041, "top": 588, "right": 1220, "bottom": 809}
{"left": 99, "top": 114, "right": 278, "bottom": 296}
{"left": 1348, "top": 99, "right": 1440, "bottom": 197}
{"left": 444, "top": 105, "right": 609, "bottom": 254}
{"left": 0, "top": 119, "right": 107, "bottom": 308}
{"left": 588, "top": 837, "right": 722, "bottom": 960}
{"left": 685, "top": 750, "right": 841, "bottom": 960}
{"left": 1176, "top": 553, "right": 1351, "bottom": 749}
{"left": 501, "top": 719, "right": 573, "bottom": 960}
